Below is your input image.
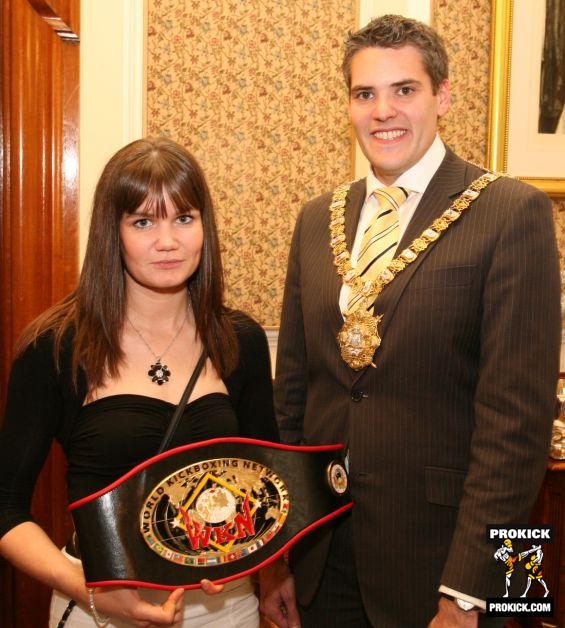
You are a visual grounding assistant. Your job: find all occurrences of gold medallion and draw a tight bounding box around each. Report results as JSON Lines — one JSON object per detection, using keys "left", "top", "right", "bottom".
{"left": 337, "top": 309, "right": 383, "bottom": 371}
{"left": 329, "top": 171, "right": 501, "bottom": 370}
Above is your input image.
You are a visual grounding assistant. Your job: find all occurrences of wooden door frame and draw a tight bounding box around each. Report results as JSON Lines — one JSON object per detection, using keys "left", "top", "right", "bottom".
{"left": 0, "top": 1, "right": 79, "bottom": 625}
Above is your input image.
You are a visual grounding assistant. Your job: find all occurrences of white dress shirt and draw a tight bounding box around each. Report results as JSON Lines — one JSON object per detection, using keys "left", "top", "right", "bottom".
{"left": 339, "top": 135, "right": 446, "bottom": 313}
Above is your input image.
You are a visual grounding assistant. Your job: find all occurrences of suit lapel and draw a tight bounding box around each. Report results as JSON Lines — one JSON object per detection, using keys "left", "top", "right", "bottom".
{"left": 397, "top": 148, "right": 469, "bottom": 250}
{"left": 365, "top": 149, "right": 478, "bottom": 361}
{"left": 337, "top": 155, "right": 479, "bottom": 378}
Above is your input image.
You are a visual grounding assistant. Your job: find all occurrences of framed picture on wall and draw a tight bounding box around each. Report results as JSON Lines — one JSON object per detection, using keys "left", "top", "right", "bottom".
{"left": 486, "top": 0, "right": 565, "bottom": 198}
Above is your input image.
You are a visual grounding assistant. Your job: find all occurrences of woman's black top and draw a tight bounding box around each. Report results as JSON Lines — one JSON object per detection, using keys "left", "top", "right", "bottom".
{"left": 0, "top": 311, "right": 278, "bottom": 538}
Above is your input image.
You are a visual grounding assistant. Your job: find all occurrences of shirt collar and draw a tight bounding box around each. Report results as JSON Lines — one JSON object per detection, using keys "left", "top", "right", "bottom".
{"left": 365, "top": 134, "right": 446, "bottom": 201}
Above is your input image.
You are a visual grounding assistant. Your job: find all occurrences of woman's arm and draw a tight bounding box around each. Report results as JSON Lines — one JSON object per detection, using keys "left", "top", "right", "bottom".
{"left": 0, "top": 521, "right": 187, "bottom": 626}
{"left": 0, "top": 336, "right": 218, "bottom": 626}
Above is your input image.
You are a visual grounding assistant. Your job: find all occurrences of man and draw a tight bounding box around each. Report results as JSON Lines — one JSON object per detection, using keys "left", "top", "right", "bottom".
{"left": 260, "top": 13, "right": 561, "bottom": 628}
{"left": 493, "top": 539, "right": 519, "bottom": 598}
{"left": 522, "top": 546, "right": 549, "bottom": 598}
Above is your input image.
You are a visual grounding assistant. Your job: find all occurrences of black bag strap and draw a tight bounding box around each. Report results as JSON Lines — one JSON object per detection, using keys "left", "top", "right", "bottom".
{"left": 157, "top": 351, "right": 207, "bottom": 454}
{"left": 60, "top": 352, "right": 209, "bottom": 626}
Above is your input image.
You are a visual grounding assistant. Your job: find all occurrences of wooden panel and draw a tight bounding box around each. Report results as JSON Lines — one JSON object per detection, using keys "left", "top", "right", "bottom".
{"left": 28, "top": 0, "right": 79, "bottom": 41}
{"left": 0, "top": 0, "right": 79, "bottom": 626}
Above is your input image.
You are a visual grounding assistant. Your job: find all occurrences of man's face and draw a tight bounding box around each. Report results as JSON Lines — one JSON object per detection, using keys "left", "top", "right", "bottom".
{"left": 348, "top": 44, "right": 450, "bottom": 185}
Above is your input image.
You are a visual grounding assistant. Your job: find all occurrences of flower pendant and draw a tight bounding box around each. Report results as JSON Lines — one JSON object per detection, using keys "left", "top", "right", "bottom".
{"left": 148, "top": 360, "right": 171, "bottom": 385}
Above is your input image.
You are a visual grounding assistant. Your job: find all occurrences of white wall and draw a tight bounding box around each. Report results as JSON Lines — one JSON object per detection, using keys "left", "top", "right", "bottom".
{"left": 79, "top": 0, "right": 145, "bottom": 259}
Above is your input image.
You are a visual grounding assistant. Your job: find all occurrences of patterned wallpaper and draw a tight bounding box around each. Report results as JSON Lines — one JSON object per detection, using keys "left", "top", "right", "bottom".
{"left": 146, "top": 0, "right": 355, "bottom": 326}
{"left": 433, "top": 0, "right": 491, "bottom": 166}
{"left": 433, "top": 0, "right": 565, "bottom": 270}
{"left": 146, "top": 0, "right": 565, "bottom": 327}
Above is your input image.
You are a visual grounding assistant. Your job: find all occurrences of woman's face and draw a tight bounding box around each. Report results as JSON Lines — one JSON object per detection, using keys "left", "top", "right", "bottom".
{"left": 119, "top": 191, "right": 204, "bottom": 294}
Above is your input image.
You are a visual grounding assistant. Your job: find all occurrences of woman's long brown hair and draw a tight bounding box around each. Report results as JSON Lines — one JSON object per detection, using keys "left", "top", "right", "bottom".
{"left": 16, "top": 137, "right": 238, "bottom": 389}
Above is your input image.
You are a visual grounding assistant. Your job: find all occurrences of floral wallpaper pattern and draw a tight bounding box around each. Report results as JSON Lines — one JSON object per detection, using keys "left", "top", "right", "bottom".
{"left": 146, "top": 0, "right": 565, "bottom": 326}
{"left": 146, "top": 0, "right": 355, "bottom": 326}
{"left": 433, "top": 0, "right": 565, "bottom": 270}
{"left": 553, "top": 200, "right": 565, "bottom": 270}
{"left": 433, "top": 0, "right": 491, "bottom": 166}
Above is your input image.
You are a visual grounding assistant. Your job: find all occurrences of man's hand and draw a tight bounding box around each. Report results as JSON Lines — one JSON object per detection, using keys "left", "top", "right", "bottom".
{"left": 428, "top": 596, "right": 479, "bottom": 628}
{"left": 259, "top": 558, "right": 301, "bottom": 628}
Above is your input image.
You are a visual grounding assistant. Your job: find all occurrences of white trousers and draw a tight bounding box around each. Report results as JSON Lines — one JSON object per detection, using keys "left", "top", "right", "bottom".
{"left": 49, "top": 551, "right": 259, "bottom": 628}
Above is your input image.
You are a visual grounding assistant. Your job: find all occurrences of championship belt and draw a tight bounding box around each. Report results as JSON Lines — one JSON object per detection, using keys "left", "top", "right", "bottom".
{"left": 69, "top": 437, "right": 352, "bottom": 589}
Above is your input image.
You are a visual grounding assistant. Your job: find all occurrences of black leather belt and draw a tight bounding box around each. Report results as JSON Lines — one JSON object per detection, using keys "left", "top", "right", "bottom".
{"left": 69, "top": 437, "right": 352, "bottom": 589}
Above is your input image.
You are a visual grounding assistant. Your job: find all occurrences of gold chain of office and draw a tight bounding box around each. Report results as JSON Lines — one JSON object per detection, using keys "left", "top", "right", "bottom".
{"left": 329, "top": 170, "right": 502, "bottom": 370}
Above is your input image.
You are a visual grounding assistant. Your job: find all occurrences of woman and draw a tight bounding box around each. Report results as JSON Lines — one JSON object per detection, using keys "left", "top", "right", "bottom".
{"left": 0, "top": 137, "right": 279, "bottom": 627}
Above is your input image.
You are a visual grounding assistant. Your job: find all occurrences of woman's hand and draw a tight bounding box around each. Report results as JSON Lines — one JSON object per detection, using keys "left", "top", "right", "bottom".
{"left": 89, "top": 586, "right": 184, "bottom": 627}
{"left": 200, "top": 578, "right": 224, "bottom": 595}
{"left": 87, "top": 580, "right": 223, "bottom": 627}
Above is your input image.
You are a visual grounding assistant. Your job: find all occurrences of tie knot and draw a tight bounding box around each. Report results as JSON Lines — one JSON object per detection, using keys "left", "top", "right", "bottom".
{"left": 373, "top": 186, "right": 408, "bottom": 211}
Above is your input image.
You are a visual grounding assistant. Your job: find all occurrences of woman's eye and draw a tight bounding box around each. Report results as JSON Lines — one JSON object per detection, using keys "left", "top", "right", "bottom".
{"left": 177, "top": 214, "right": 193, "bottom": 225}
{"left": 133, "top": 218, "right": 152, "bottom": 228}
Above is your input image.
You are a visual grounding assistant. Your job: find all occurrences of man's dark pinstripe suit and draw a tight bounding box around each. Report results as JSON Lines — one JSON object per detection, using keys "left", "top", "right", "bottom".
{"left": 274, "top": 148, "right": 561, "bottom": 626}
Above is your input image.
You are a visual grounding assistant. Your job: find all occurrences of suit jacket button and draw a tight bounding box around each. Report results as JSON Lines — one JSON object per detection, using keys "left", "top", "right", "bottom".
{"left": 351, "top": 389, "right": 364, "bottom": 402}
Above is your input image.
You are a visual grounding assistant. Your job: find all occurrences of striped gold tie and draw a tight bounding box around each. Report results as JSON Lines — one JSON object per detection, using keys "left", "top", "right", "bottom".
{"left": 348, "top": 186, "right": 408, "bottom": 312}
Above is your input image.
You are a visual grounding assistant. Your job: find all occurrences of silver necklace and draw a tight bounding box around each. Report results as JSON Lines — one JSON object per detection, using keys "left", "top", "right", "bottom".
{"left": 127, "top": 311, "right": 188, "bottom": 385}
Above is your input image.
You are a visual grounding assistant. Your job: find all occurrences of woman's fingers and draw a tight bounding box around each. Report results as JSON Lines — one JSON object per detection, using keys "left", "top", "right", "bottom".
{"left": 200, "top": 578, "right": 224, "bottom": 595}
